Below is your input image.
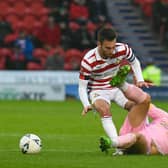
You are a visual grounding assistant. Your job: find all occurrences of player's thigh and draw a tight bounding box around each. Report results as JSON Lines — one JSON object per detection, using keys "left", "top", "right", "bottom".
{"left": 113, "top": 89, "right": 128, "bottom": 108}
{"left": 90, "top": 90, "right": 111, "bottom": 117}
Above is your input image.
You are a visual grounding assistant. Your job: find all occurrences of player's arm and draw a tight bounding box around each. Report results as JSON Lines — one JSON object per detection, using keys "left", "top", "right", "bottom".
{"left": 130, "top": 57, "right": 153, "bottom": 88}
{"left": 78, "top": 78, "right": 92, "bottom": 116}
{"left": 125, "top": 45, "right": 153, "bottom": 88}
{"left": 79, "top": 56, "right": 93, "bottom": 115}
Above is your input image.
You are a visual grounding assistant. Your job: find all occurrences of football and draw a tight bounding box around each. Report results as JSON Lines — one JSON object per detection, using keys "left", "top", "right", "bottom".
{"left": 19, "top": 133, "right": 42, "bottom": 154}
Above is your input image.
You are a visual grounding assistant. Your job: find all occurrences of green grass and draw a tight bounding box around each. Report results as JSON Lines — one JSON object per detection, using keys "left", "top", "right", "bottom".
{"left": 0, "top": 100, "right": 168, "bottom": 168}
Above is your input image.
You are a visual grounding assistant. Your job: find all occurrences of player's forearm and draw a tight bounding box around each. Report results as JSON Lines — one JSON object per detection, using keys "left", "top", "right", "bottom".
{"left": 130, "top": 58, "right": 144, "bottom": 82}
{"left": 78, "top": 79, "right": 91, "bottom": 107}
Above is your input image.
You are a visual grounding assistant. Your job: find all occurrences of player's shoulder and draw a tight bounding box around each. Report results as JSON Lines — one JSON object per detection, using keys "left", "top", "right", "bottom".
{"left": 83, "top": 48, "right": 97, "bottom": 60}
{"left": 116, "top": 42, "right": 128, "bottom": 48}
{"left": 116, "top": 42, "right": 130, "bottom": 51}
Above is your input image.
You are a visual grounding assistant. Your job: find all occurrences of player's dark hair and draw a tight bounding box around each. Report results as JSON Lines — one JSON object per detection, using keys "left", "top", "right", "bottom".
{"left": 98, "top": 27, "right": 117, "bottom": 43}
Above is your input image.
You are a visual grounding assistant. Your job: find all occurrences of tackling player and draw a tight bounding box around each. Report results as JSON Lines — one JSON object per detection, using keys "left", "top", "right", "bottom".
{"left": 100, "top": 102, "right": 168, "bottom": 155}
{"left": 78, "top": 27, "right": 152, "bottom": 151}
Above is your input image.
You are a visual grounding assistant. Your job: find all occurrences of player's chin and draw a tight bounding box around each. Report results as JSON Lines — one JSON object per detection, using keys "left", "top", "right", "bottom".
{"left": 108, "top": 54, "right": 114, "bottom": 58}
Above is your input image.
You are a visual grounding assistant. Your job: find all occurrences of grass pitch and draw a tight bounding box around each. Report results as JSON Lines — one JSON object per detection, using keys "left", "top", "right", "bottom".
{"left": 0, "top": 100, "right": 168, "bottom": 168}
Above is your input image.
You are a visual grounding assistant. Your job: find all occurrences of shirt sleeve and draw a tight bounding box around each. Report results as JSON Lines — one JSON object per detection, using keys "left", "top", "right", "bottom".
{"left": 78, "top": 58, "right": 92, "bottom": 107}
{"left": 78, "top": 79, "right": 91, "bottom": 107}
{"left": 129, "top": 57, "right": 144, "bottom": 82}
{"left": 125, "top": 45, "right": 144, "bottom": 82}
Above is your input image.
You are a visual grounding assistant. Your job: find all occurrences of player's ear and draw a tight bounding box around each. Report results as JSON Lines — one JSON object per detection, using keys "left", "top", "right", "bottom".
{"left": 97, "top": 41, "right": 101, "bottom": 46}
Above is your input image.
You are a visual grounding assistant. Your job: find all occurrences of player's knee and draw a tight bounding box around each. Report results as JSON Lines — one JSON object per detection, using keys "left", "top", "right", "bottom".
{"left": 93, "top": 100, "right": 111, "bottom": 117}
{"left": 125, "top": 101, "right": 135, "bottom": 111}
{"left": 97, "top": 106, "right": 111, "bottom": 117}
{"left": 144, "top": 94, "right": 151, "bottom": 106}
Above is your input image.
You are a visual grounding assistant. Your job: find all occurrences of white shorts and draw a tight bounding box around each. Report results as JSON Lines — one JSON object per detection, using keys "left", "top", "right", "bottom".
{"left": 89, "top": 88, "right": 128, "bottom": 108}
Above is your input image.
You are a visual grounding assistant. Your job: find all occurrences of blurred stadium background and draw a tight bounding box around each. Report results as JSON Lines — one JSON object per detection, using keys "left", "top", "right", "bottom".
{"left": 0, "top": 0, "right": 168, "bottom": 167}
{"left": 0, "top": 0, "right": 168, "bottom": 101}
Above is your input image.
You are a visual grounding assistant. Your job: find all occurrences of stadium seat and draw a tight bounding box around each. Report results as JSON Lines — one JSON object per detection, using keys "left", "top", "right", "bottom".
{"left": 64, "top": 62, "right": 73, "bottom": 70}
{"left": 31, "top": 21, "right": 43, "bottom": 36}
{"left": 69, "top": 21, "right": 80, "bottom": 31}
{"left": 13, "top": 1, "right": 32, "bottom": 18}
{"left": 0, "top": 53, "right": 6, "bottom": 69}
{"left": 40, "top": 15, "right": 48, "bottom": 24}
{"left": 26, "top": 0, "right": 44, "bottom": 5}
{"left": 33, "top": 48, "right": 48, "bottom": 58}
{"left": 12, "top": 21, "right": 25, "bottom": 33}
{"left": 30, "top": 2, "right": 44, "bottom": 11}
{"left": 31, "top": 6, "right": 50, "bottom": 19}
{"left": 87, "top": 21, "right": 97, "bottom": 33}
{"left": 0, "top": 2, "right": 11, "bottom": 18}
{"left": 65, "top": 49, "right": 83, "bottom": 63}
{"left": 141, "top": 0, "right": 156, "bottom": 17}
{"left": 5, "top": 14, "right": 20, "bottom": 26}
{"left": 33, "top": 48, "right": 48, "bottom": 67}
{"left": 6, "top": 0, "right": 15, "bottom": 6}
{"left": 0, "top": 48, "right": 12, "bottom": 58}
{"left": 4, "top": 33, "right": 18, "bottom": 44}
{"left": 26, "top": 62, "right": 43, "bottom": 70}
{"left": 22, "top": 15, "right": 37, "bottom": 33}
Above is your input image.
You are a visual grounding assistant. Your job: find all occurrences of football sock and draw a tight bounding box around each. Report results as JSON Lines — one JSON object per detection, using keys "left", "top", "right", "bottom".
{"left": 117, "top": 133, "right": 136, "bottom": 148}
{"left": 101, "top": 117, "right": 118, "bottom": 147}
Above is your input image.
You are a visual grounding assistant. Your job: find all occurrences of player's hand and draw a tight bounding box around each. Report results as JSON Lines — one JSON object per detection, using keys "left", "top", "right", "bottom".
{"left": 136, "top": 81, "right": 154, "bottom": 88}
{"left": 82, "top": 105, "right": 92, "bottom": 116}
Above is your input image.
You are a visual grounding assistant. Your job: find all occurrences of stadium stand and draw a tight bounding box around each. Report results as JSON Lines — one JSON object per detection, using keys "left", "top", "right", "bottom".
{"left": 0, "top": 0, "right": 167, "bottom": 73}
{"left": 106, "top": 0, "right": 168, "bottom": 72}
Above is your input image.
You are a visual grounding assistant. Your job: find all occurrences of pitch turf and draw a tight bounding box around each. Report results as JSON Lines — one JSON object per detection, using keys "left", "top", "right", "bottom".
{"left": 0, "top": 100, "right": 168, "bottom": 168}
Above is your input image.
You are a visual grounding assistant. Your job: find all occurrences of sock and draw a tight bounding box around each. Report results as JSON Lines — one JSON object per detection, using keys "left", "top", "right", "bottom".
{"left": 101, "top": 117, "right": 118, "bottom": 147}
{"left": 119, "top": 82, "right": 129, "bottom": 92}
{"left": 117, "top": 133, "right": 136, "bottom": 148}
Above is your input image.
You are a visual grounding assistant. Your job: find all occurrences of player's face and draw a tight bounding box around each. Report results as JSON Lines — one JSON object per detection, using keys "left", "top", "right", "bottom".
{"left": 98, "top": 39, "right": 116, "bottom": 59}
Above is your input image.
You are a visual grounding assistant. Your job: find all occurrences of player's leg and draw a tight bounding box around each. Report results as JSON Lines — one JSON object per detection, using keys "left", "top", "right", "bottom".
{"left": 119, "top": 82, "right": 151, "bottom": 127}
{"left": 113, "top": 88, "right": 135, "bottom": 111}
{"left": 90, "top": 90, "right": 118, "bottom": 150}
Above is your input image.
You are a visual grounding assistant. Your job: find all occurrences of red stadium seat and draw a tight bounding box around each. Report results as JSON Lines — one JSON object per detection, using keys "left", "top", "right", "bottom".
{"left": 12, "top": 2, "right": 33, "bottom": 18}
{"left": 22, "top": 15, "right": 37, "bottom": 33}
{"left": 65, "top": 49, "right": 83, "bottom": 63}
{"left": 31, "top": 21, "right": 43, "bottom": 36}
{"left": 27, "top": 47, "right": 48, "bottom": 70}
{"left": 29, "top": 2, "right": 50, "bottom": 18}
{"left": 0, "top": 53, "right": 6, "bottom": 69}
{"left": 141, "top": 0, "right": 156, "bottom": 17}
{"left": 12, "top": 21, "right": 25, "bottom": 33}
{"left": 48, "top": 47, "right": 65, "bottom": 58}
{"left": 64, "top": 62, "right": 73, "bottom": 70}
{"left": 33, "top": 48, "right": 48, "bottom": 58}
{"left": 33, "top": 48, "right": 48, "bottom": 67}
{"left": 30, "top": 7, "right": 50, "bottom": 19}
{"left": 26, "top": 62, "right": 43, "bottom": 70}
{"left": 25, "top": 0, "right": 43, "bottom": 6}
{"left": 69, "top": 21, "right": 80, "bottom": 31}
{"left": 5, "top": 14, "right": 20, "bottom": 25}
{"left": 0, "top": 48, "right": 12, "bottom": 58}
{"left": 0, "top": 2, "right": 11, "bottom": 18}
{"left": 40, "top": 15, "right": 48, "bottom": 24}
{"left": 87, "top": 21, "right": 97, "bottom": 33}
{"left": 6, "top": 0, "right": 15, "bottom": 6}
{"left": 4, "top": 33, "right": 18, "bottom": 44}
{"left": 30, "top": 2, "right": 44, "bottom": 10}
{"left": 0, "top": 2, "right": 10, "bottom": 9}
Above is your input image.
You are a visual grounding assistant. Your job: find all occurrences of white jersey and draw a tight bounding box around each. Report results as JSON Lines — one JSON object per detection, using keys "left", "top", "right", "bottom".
{"left": 79, "top": 43, "right": 136, "bottom": 92}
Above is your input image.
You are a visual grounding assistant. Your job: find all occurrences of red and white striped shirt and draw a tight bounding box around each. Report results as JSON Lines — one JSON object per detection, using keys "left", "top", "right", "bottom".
{"left": 79, "top": 43, "right": 136, "bottom": 91}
